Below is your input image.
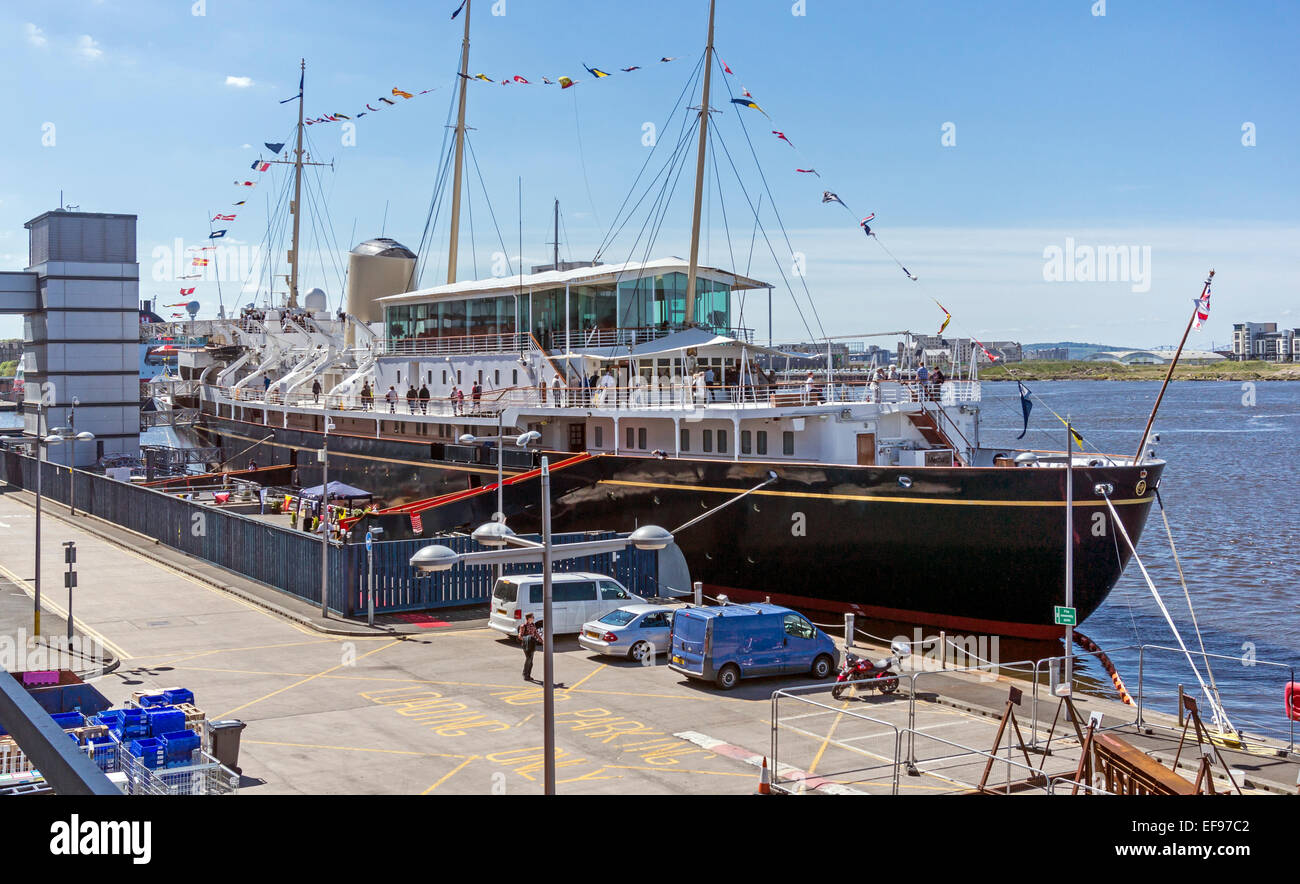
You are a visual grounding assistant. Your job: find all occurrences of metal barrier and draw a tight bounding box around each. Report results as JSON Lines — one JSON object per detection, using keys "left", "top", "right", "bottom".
{"left": 0, "top": 451, "right": 658, "bottom": 619}
{"left": 1029, "top": 645, "right": 1143, "bottom": 750}
{"left": 1135, "top": 644, "right": 1296, "bottom": 753}
{"left": 770, "top": 684, "right": 903, "bottom": 794}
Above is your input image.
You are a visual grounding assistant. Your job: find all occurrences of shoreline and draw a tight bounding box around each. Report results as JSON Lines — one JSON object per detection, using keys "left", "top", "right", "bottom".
{"left": 978, "top": 360, "right": 1300, "bottom": 382}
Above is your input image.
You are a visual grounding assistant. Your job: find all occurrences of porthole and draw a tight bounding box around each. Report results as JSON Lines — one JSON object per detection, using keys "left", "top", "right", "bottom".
{"left": 898, "top": 475, "right": 913, "bottom": 489}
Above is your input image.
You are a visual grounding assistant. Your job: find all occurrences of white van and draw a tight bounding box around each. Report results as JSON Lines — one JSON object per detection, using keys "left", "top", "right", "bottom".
{"left": 488, "top": 572, "right": 642, "bottom": 638}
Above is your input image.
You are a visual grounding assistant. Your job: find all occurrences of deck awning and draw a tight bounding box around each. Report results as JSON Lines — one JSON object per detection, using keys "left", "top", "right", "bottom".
{"left": 567, "top": 327, "right": 790, "bottom": 361}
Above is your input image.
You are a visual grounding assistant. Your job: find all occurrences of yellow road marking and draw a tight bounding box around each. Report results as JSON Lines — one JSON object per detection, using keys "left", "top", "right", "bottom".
{"left": 597, "top": 479, "right": 1149, "bottom": 508}
{"left": 565, "top": 663, "right": 607, "bottom": 693}
{"left": 422, "top": 755, "right": 479, "bottom": 793}
{"left": 243, "top": 739, "right": 468, "bottom": 759}
{"left": 807, "top": 698, "right": 853, "bottom": 775}
{"left": 0, "top": 560, "right": 134, "bottom": 660}
{"left": 216, "top": 638, "right": 405, "bottom": 718}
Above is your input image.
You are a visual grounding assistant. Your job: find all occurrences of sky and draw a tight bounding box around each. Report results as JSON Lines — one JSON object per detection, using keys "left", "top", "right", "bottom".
{"left": 2, "top": 0, "right": 1297, "bottom": 349}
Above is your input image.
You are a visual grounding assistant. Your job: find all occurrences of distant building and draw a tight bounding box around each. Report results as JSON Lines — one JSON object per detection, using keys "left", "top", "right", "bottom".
{"left": 0, "top": 339, "right": 21, "bottom": 364}
{"left": 1232, "top": 322, "right": 1297, "bottom": 362}
{"left": 1025, "top": 347, "right": 1069, "bottom": 361}
{"left": 1085, "top": 349, "right": 1227, "bottom": 366}
{"left": 898, "top": 336, "right": 1022, "bottom": 367}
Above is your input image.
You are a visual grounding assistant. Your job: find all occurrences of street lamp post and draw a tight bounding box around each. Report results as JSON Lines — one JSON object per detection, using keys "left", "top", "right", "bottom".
{"left": 409, "top": 484, "right": 672, "bottom": 796}
{"left": 459, "top": 423, "right": 541, "bottom": 588}
{"left": 320, "top": 415, "right": 336, "bottom": 618}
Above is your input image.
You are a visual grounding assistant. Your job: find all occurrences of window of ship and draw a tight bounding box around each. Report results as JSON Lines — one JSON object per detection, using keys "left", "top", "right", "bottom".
{"left": 638, "top": 427, "right": 647, "bottom": 449}
{"left": 594, "top": 426, "right": 603, "bottom": 448}
{"left": 442, "top": 370, "right": 447, "bottom": 385}
{"left": 626, "top": 426, "right": 635, "bottom": 449}
{"left": 680, "top": 428, "right": 690, "bottom": 452}
{"left": 494, "top": 370, "right": 500, "bottom": 386}
{"left": 756, "top": 431, "right": 768, "bottom": 455}
{"left": 512, "top": 369, "right": 518, "bottom": 386}
{"left": 702, "top": 429, "right": 713, "bottom": 453}
{"left": 717, "top": 429, "right": 728, "bottom": 454}
{"left": 456, "top": 371, "right": 462, "bottom": 384}
{"left": 783, "top": 431, "right": 794, "bottom": 456}
{"left": 741, "top": 430, "right": 752, "bottom": 455}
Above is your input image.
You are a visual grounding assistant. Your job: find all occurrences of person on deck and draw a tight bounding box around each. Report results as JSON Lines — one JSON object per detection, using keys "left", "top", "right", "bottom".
{"left": 406, "top": 385, "right": 418, "bottom": 413}
{"left": 385, "top": 386, "right": 398, "bottom": 413}
{"left": 311, "top": 379, "right": 321, "bottom": 404}
{"left": 360, "top": 381, "right": 372, "bottom": 410}
{"left": 471, "top": 381, "right": 483, "bottom": 414}
{"left": 418, "top": 383, "right": 430, "bottom": 414}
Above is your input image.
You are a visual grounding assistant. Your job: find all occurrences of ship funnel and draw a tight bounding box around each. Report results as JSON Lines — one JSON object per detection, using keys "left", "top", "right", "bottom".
{"left": 345, "top": 237, "right": 417, "bottom": 345}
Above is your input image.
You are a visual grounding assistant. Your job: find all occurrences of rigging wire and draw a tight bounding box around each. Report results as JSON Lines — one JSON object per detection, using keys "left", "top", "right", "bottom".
{"left": 465, "top": 134, "right": 515, "bottom": 277}
{"left": 414, "top": 86, "right": 464, "bottom": 286}
{"left": 709, "top": 116, "right": 818, "bottom": 343}
{"left": 570, "top": 87, "right": 602, "bottom": 232}
{"left": 593, "top": 53, "right": 706, "bottom": 262}
{"left": 713, "top": 60, "right": 826, "bottom": 340}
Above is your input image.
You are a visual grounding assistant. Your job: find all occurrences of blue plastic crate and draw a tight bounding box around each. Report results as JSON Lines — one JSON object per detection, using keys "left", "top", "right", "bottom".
{"left": 145, "top": 708, "right": 186, "bottom": 738}
{"left": 93, "top": 709, "right": 124, "bottom": 729}
{"left": 137, "top": 694, "right": 169, "bottom": 708}
{"left": 128, "top": 737, "right": 164, "bottom": 769}
{"left": 162, "top": 689, "right": 194, "bottom": 707}
{"left": 50, "top": 711, "right": 86, "bottom": 730}
{"left": 161, "top": 730, "right": 200, "bottom": 767}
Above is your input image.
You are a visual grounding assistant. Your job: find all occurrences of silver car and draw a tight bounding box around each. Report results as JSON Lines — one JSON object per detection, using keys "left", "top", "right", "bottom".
{"left": 578, "top": 605, "right": 677, "bottom": 662}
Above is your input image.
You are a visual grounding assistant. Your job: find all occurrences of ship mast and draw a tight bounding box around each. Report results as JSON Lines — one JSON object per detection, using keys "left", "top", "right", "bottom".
{"left": 683, "top": 0, "right": 717, "bottom": 329}
{"left": 289, "top": 58, "right": 306, "bottom": 308}
{"left": 446, "top": 0, "right": 473, "bottom": 284}
{"left": 268, "top": 59, "right": 329, "bottom": 308}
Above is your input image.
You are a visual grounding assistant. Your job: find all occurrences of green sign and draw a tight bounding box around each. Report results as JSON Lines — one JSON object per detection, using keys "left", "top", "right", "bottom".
{"left": 1054, "top": 606, "right": 1077, "bottom": 627}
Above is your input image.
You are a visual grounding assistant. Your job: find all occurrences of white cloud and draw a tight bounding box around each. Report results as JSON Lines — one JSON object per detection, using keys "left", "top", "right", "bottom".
{"left": 23, "top": 23, "right": 47, "bottom": 47}
{"left": 75, "top": 35, "right": 102, "bottom": 60}
{"left": 225, "top": 75, "right": 254, "bottom": 88}
{"left": 241, "top": 143, "right": 252, "bottom": 149}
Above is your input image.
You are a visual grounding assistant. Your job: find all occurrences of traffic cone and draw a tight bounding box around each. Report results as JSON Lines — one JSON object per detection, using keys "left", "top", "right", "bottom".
{"left": 755, "top": 756, "right": 772, "bottom": 795}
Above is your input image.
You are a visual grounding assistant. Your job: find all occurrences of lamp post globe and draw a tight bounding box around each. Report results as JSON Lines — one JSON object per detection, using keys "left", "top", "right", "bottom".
{"left": 471, "top": 521, "right": 516, "bottom": 548}
{"left": 628, "top": 524, "right": 673, "bottom": 552}
{"left": 410, "top": 545, "right": 461, "bottom": 573}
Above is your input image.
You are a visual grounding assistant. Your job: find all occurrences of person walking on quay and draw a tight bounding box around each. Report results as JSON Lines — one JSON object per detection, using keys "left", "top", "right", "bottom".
{"left": 385, "top": 385, "right": 398, "bottom": 413}
{"left": 519, "top": 613, "right": 543, "bottom": 682}
{"left": 418, "top": 383, "right": 430, "bottom": 414}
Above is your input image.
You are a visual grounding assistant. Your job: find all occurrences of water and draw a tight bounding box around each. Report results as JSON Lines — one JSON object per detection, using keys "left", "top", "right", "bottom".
{"left": 981, "top": 380, "right": 1300, "bottom": 744}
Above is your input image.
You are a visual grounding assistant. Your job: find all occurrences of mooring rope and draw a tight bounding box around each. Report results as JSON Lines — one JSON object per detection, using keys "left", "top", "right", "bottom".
{"left": 1102, "top": 492, "right": 1234, "bottom": 733}
{"left": 1155, "top": 488, "right": 1227, "bottom": 721}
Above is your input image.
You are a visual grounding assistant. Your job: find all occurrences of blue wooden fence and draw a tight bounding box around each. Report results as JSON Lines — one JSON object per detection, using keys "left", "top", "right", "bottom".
{"left": 0, "top": 451, "right": 657, "bottom": 619}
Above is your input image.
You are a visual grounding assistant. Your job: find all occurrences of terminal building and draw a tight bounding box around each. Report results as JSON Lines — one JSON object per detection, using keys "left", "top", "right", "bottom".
{"left": 0, "top": 210, "right": 140, "bottom": 465}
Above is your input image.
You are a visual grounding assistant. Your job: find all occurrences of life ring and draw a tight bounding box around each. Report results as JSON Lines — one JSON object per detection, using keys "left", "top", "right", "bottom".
{"left": 1287, "top": 683, "right": 1300, "bottom": 722}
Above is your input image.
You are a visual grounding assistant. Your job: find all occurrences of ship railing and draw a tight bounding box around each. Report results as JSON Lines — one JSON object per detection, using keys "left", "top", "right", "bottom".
{"left": 378, "top": 332, "right": 534, "bottom": 358}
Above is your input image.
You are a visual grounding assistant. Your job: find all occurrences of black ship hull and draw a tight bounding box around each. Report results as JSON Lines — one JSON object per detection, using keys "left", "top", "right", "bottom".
{"left": 199, "top": 415, "right": 1163, "bottom": 640}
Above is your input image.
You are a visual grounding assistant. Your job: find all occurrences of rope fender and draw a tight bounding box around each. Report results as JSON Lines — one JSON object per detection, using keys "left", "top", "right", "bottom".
{"left": 1074, "top": 629, "right": 1134, "bottom": 706}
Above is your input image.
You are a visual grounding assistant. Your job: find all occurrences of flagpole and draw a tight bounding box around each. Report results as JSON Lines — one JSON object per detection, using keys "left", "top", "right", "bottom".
{"left": 1133, "top": 270, "right": 1213, "bottom": 464}
{"left": 447, "top": 0, "right": 473, "bottom": 285}
{"left": 683, "top": 0, "right": 717, "bottom": 329}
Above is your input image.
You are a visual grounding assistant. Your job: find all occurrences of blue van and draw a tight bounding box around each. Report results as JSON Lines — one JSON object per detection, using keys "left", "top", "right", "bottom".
{"left": 668, "top": 603, "right": 838, "bottom": 690}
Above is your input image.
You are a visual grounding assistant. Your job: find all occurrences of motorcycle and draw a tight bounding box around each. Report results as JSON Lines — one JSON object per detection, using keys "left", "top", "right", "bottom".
{"left": 830, "top": 640, "right": 909, "bottom": 699}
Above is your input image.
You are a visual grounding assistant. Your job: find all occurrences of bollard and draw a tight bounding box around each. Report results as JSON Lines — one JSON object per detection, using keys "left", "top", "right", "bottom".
{"left": 939, "top": 630, "right": 946, "bottom": 669}
{"left": 844, "top": 613, "right": 855, "bottom": 655}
